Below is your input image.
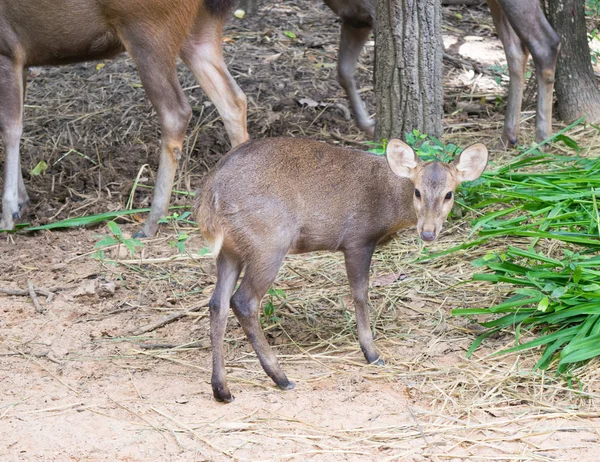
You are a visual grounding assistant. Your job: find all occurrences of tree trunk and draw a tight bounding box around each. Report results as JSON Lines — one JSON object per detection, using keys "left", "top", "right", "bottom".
{"left": 546, "top": 0, "right": 600, "bottom": 122}
{"left": 374, "top": 0, "right": 443, "bottom": 141}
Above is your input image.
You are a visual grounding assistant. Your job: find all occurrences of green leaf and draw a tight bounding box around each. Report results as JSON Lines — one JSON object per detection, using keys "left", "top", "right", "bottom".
{"left": 95, "top": 236, "right": 119, "bottom": 248}
{"left": 551, "top": 286, "right": 568, "bottom": 299}
{"left": 284, "top": 30, "right": 296, "bottom": 39}
{"left": 198, "top": 246, "right": 212, "bottom": 256}
{"left": 537, "top": 296, "right": 550, "bottom": 312}
{"left": 554, "top": 134, "right": 581, "bottom": 151}
{"left": 573, "top": 265, "right": 583, "bottom": 284}
{"left": 30, "top": 160, "right": 48, "bottom": 176}
{"left": 107, "top": 221, "right": 122, "bottom": 237}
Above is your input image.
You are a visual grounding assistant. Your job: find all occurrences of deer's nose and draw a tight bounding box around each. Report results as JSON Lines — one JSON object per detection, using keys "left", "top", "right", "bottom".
{"left": 420, "top": 231, "right": 436, "bottom": 242}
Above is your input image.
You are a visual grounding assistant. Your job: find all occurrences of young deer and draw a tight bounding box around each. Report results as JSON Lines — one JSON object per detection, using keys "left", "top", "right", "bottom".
{"left": 0, "top": 0, "right": 248, "bottom": 237}
{"left": 323, "top": 0, "right": 559, "bottom": 146}
{"left": 195, "top": 137, "right": 488, "bottom": 402}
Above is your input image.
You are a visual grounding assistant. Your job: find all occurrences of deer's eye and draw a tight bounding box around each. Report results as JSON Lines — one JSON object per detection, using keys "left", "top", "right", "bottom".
{"left": 415, "top": 189, "right": 421, "bottom": 199}
{"left": 445, "top": 191, "right": 453, "bottom": 200}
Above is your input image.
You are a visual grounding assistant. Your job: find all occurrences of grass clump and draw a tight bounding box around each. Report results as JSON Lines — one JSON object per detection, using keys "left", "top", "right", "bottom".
{"left": 452, "top": 134, "right": 600, "bottom": 374}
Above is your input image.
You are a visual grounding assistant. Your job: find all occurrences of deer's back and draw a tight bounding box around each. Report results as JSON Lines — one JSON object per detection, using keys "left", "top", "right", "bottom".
{"left": 0, "top": 0, "right": 206, "bottom": 66}
{"left": 201, "top": 138, "right": 415, "bottom": 254}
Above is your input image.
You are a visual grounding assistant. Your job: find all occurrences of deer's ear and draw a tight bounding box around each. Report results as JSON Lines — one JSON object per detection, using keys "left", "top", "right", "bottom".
{"left": 452, "top": 143, "right": 488, "bottom": 183}
{"left": 386, "top": 139, "right": 420, "bottom": 180}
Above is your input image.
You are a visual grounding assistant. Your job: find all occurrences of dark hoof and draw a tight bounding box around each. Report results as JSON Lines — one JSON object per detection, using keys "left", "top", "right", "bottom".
{"left": 132, "top": 229, "right": 148, "bottom": 239}
{"left": 12, "top": 211, "right": 20, "bottom": 220}
{"left": 372, "top": 357, "right": 385, "bottom": 366}
{"left": 277, "top": 380, "right": 295, "bottom": 391}
{"left": 213, "top": 386, "right": 234, "bottom": 403}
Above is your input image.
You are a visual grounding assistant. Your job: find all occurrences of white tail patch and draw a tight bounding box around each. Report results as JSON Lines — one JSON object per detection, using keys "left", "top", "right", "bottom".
{"left": 209, "top": 232, "right": 224, "bottom": 258}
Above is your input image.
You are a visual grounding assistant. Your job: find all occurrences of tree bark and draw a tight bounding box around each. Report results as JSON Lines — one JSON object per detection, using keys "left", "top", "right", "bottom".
{"left": 374, "top": 0, "right": 443, "bottom": 141}
{"left": 546, "top": 0, "right": 600, "bottom": 122}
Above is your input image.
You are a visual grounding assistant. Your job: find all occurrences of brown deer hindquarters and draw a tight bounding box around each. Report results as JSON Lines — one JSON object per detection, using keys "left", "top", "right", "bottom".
{"left": 0, "top": 0, "right": 247, "bottom": 235}
{"left": 195, "top": 137, "right": 488, "bottom": 401}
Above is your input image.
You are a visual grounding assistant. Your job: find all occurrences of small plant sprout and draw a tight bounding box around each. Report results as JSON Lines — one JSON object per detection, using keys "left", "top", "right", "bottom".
{"left": 93, "top": 221, "right": 144, "bottom": 261}
{"left": 170, "top": 233, "right": 190, "bottom": 254}
{"left": 261, "top": 288, "right": 286, "bottom": 326}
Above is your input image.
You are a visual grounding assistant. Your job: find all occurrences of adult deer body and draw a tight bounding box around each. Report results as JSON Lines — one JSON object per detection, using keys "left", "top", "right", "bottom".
{"left": 324, "top": 0, "right": 559, "bottom": 146}
{"left": 0, "top": 0, "right": 248, "bottom": 236}
{"left": 196, "top": 137, "right": 488, "bottom": 401}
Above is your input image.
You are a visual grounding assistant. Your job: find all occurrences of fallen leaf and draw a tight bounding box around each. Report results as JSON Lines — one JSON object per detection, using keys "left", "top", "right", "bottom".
{"left": 263, "top": 53, "right": 282, "bottom": 64}
{"left": 297, "top": 97, "right": 320, "bottom": 108}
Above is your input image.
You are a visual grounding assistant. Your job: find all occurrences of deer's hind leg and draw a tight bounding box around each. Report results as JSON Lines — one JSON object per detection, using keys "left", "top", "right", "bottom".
{"left": 210, "top": 248, "right": 243, "bottom": 403}
{"left": 337, "top": 20, "right": 374, "bottom": 137}
{"left": 118, "top": 23, "right": 193, "bottom": 237}
{"left": 230, "top": 249, "right": 294, "bottom": 392}
{"left": 181, "top": 9, "right": 248, "bottom": 147}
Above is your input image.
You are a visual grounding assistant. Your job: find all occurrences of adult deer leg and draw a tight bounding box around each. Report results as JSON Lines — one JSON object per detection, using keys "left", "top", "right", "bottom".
{"left": 489, "top": 0, "right": 559, "bottom": 146}
{"left": 0, "top": 57, "right": 29, "bottom": 230}
{"left": 488, "top": 1, "right": 529, "bottom": 148}
{"left": 181, "top": 13, "right": 248, "bottom": 147}
{"left": 121, "top": 28, "right": 192, "bottom": 237}
{"left": 338, "top": 21, "right": 374, "bottom": 137}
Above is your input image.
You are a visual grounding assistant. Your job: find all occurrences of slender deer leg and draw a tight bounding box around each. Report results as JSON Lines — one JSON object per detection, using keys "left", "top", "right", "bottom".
{"left": 120, "top": 30, "right": 192, "bottom": 237}
{"left": 0, "top": 57, "right": 29, "bottom": 231}
{"left": 209, "top": 249, "right": 242, "bottom": 403}
{"left": 489, "top": 0, "right": 560, "bottom": 146}
{"left": 496, "top": 0, "right": 559, "bottom": 144}
{"left": 488, "top": 1, "right": 529, "bottom": 148}
{"left": 343, "top": 245, "right": 381, "bottom": 365}
{"left": 230, "top": 251, "right": 294, "bottom": 392}
{"left": 337, "top": 21, "right": 374, "bottom": 137}
{"left": 181, "top": 13, "right": 248, "bottom": 147}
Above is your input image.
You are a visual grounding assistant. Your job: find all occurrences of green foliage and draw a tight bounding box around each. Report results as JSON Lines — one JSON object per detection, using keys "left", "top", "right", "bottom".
{"left": 455, "top": 247, "right": 600, "bottom": 373}
{"left": 198, "top": 246, "right": 212, "bottom": 256}
{"left": 30, "top": 160, "right": 48, "bottom": 176}
{"left": 448, "top": 123, "right": 600, "bottom": 373}
{"left": 488, "top": 63, "right": 531, "bottom": 86}
{"left": 93, "top": 221, "right": 144, "bottom": 261}
{"left": 586, "top": 1, "right": 600, "bottom": 63}
{"left": 586, "top": 0, "right": 600, "bottom": 17}
{"left": 19, "top": 206, "right": 187, "bottom": 232}
{"left": 261, "top": 288, "right": 286, "bottom": 326}
{"left": 158, "top": 210, "right": 196, "bottom": 227}
{"left": 170, "top": 233, "right": 190, "bottom": 254}
{"left": 365, "top": 130, "right": 461, "bottom": 162}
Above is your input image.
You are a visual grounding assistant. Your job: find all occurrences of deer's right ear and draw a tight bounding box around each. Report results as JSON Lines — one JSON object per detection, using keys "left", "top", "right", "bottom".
{"left": 386, "top": 139, "right": 420, "bottom": 179}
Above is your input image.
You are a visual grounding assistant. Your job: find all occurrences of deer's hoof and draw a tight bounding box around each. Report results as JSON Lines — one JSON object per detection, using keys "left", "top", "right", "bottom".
{"left": 132, "top": 229, "right": 148, "bottom": 239}
{"left": 277, "top": 380, "right": 295, "bottom": 391}
{"left": 213, "top": 386, "right": 235, "bottom": 403}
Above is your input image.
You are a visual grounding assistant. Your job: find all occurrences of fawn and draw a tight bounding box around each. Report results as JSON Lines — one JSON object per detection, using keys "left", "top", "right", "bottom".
{"left": 195, "top": 137, "right": 488, "bottom": 402}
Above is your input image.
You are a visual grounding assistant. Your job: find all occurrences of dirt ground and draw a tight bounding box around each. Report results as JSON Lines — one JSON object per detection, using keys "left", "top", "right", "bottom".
{"left": 2, "top": 1, "right": 599, "bottom": 461}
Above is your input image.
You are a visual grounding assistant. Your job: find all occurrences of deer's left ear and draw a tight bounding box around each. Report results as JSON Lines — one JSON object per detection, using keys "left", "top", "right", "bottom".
{"left": 452, "top": 143, "right": 488, "bottom": 184}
